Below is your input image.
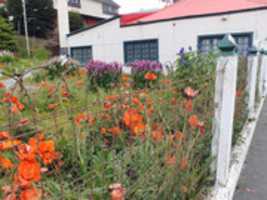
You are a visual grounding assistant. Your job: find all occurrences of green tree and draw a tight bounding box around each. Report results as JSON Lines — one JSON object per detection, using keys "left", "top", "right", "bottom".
{"left": 6, "top": 0, "right": 56, "bottom": 38}
{"left": 0, "top": 16, "right": 17, "bottom": 51}
{"left": 69, "top": 12, "right": 84, "bottom": 32}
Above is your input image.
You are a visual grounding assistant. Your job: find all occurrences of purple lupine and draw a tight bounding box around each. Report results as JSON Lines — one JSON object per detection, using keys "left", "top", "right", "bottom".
{"left": 128, "top": 60, "right": 162, "bottom": 73}
{"left": 86, "top": 60, "right": 122, "bottom": 75}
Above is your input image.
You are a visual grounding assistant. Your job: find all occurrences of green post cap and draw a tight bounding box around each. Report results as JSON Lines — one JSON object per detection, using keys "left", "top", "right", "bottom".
{"left": 248, "top": 46, "right": 258, "bottom": 56}
{"left": 218, "top": 34, "right": 237, "bottom": 56}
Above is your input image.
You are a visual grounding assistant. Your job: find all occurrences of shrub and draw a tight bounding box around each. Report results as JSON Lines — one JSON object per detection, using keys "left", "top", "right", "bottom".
{"left": 129, "top": 60, "right": 162, "bottom": 89}
{"left": 86, "top": 60, "right": 122, "bottom": 90}
{"left": 0, "top": 17, "right": 17, "bottom": 52}
{"left": 0, "top": 50, "right": 16, "bottom": 63}
{"left": 173, "top": 49, "right": 217, "bottom": 91}
{"left": 69, "top": 12, "right": 84, "bottom": 32}
{"left": 33, "top": 48, "right": 51, "bottom": 60}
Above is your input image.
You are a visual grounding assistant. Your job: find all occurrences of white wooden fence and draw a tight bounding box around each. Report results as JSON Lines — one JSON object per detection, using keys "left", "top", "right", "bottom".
{"left": 211, "top": 34, "right": 267, "bottom": 200}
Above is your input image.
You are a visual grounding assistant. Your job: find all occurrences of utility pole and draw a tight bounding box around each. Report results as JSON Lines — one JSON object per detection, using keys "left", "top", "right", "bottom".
{"left": 21, "top": 0, "right": 31, "bottom": 56}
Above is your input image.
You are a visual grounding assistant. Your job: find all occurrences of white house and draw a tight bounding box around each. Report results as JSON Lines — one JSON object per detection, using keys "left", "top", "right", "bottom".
{"left": 60, "top": 0, "right": 267, "bottom": 64}
{"left": 53, "top": 0, "right": 119, "bottom": 26}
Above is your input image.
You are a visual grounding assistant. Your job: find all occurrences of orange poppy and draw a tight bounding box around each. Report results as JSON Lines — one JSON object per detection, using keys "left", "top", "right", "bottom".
{"left": 19, "top": 187, "right": 42, "bottom": 200}
{"left": 131, "top": 123, "right": 145, "bottom": 136}
{"left": 100, "top": 128, "right": 107, "bottom": 135}
{"left": 48, "top": 103, "right": 58, "bottom": 110}
{"left": 174, "top": 131, "right": 185, "bottom": 141}
{"left": 188, "top": 115, "right": 200, "bottom": 128}
{"left": 144, "top": 72, "right": 157, "bottom": 81}
{"left": 38, "top": 140, "right": 58, "bottom": 165}
{"left": 109, "top": 183, "right": 125, "bottom": 200}
{"left": 0, "top": 131, "right": 10, "bottom": 140}
{"left": 108, "top": 127, "right": 122, "bottom": 137}
{"left": 17, "top": 160, "right": 41, "bottom": 186}
{"left": 184, "top": 87, "right": 199, "bottom": 98}
{"left": 184, "top": 99, "right": 193, "bottom": 112}
{"left": 0, "top": 139, "right": 21, "bottom": 151}
{"left": 151, "top": 129, "right": 164, "bottom": 142}
{"left": 17, "top": 144, "right": 36, "bottom": 162}
{"left": 74, "top": 113, "right": 87, "bottom": 126}
{"left": 104, "top": 101, "right": 113, "bottom": 110}
{"left": 0, "top": 156, "right": 14, "bottom": 169}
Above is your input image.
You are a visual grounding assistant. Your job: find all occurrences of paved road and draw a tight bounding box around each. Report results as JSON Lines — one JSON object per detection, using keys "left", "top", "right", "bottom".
{"left": 234, "top": 100, "right": 267, "bottom": 200}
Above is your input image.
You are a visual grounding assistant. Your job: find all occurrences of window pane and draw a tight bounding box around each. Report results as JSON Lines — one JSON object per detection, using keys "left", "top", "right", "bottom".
{"left": 124, "top": 40, "right": 158, "bottom": 63}
{"left": 71, "top": 46, "right": 92, "bottom": 65}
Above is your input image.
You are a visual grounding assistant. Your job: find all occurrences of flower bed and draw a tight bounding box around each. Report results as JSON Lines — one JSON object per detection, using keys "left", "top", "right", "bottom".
{"left": 1, "top": 53, "right": 251, "bottom": 200}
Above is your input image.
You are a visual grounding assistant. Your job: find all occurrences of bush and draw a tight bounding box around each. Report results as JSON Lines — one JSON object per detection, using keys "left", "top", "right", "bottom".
{"left": 173, "top": 49, "right": 217, "bottom": 91}
{"left": 129, "top": 60, "right": 162, "bottom": 89}
{"left": 33, "top": 48, "right": 51, "bottom": 60}
{"left": 0, "top": 17, "right": 17, "bottom": 51}
{"left": 0, "top": 50, "right": 16, "bottom": 63}
{"left": 86, "top": 60, "right": 122, "bottom": 90}
{"left": 69, "top": 12, "right": 84, "bottom": 32}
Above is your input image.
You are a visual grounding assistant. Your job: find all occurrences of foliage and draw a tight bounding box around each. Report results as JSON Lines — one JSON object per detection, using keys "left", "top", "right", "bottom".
{"left": 0, "top": 53, "right": 250, "bottom": 199}
{"left": 0, "top": 51, "right": 16, "bottom": 63}
{"left": 69, "top": 12, "right": 84, "bottom": 32}
{"left": 0, "top": 17, "right": 17, "bottom": 52}
{"left": 86, "top": 60, "right": 122, "bottom": 90}
{"left": 6, "top": 0, "right": 56, "bottom": 38}
{"left": 173, "top": 49, "right": 217, "bottom": 90}
{"left": 129, "top": 60, "right": 162, "bottom": 89}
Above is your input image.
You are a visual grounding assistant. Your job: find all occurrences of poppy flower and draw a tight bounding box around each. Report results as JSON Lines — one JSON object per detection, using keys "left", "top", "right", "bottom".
{"left": 19, "top": 187, "right": 42, "bottom": 200}
{"left": 38, "top": 140, "right": 58, "bottom": 165}
{"left": 0, "top": 156, "right": 14, "bottom": 169}
{"left": 17, "top": 144, "right": 36, "bottom": 162}
{"left": 0, "top": 139, "right": 21, "bottom": 151}
{"left": 104, "top": 101, "right": 113, "bottom": 110}
{"left": 48, "top": 103, "right": 58, "bottom": 110}
{"left": 174, "top": 131, "right": 185, "bottom": 141}
{"left": 184, "top": 99, "right": 193, "bottom": 112}
{"left": 151, "top": 129, "right": 164, "bottom": 142}
{"left": 144, "top": 72, "right": 157, "bottom": 81}
{"left": 184, "top": 87, "right": 199, "bottom": 98}
{"left": 0, "top": 131, "right": 10, "bottom": 140}
{"left": 109, "top": 183, "right": 125, "bottom": 200}
{"left": 188, "top": 115, "right": 200, "bottom": 128}
{"left": 17, "top": 160, "right": 41, "bottom": 186}
{"left": 108, "top": 127, "right": 122, "bottom": 137}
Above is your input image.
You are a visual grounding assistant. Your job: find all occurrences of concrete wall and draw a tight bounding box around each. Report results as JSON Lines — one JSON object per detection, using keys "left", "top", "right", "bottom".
{"left": 67, "top": 9, "right": 267, "bottom": 64}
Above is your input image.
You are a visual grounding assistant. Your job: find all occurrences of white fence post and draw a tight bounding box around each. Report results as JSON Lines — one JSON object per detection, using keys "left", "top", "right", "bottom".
{"left": 247, "top": 47, "right": 259, "bottom": 119}
{"left": 212, "top": 35, "right": 238, "bottom": 186}
{"left": 260, "top": 49, "right": 267, "bottom": 96}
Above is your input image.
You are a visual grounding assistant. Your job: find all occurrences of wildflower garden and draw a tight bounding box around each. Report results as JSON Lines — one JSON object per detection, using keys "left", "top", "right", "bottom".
{"left": 0, "top": 49, "right": 255, "bottom": 199}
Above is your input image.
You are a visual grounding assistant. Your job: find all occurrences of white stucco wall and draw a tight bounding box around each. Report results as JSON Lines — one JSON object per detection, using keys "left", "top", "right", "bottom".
{"left": 67, "top": 9, "right": 267, "bottom": 64}
{"left": 54, "top": 0, "right": 111, "bottom": 18}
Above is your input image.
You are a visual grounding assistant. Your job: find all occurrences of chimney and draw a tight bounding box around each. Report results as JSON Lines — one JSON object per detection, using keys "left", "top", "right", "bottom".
{"left": 57, "top": 0, "right": 70, "bottom": 55}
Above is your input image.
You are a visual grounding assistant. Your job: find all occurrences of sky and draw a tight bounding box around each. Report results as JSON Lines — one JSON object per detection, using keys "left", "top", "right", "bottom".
{"left": 114, "top": 0, "right": 166, "bottom": 14}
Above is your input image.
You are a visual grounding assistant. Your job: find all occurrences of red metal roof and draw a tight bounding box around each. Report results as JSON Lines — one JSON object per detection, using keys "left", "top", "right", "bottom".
{"left": 122, "top": 0, "right": 267, "bottom": 25}
{"left": 0, "top": 0, "right": 6, "bottom": 3}
{"left": 120, "top": 12, "right": 156, "bottom": 26}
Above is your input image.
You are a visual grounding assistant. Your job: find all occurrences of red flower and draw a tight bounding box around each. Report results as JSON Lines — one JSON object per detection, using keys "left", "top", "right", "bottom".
{"left": 38, "top": 140, "right": 59, "bottom": 165}
{"left": 0, "top": 82, "right": 5, "bottom": 89}
{"left": 144, "top": 72, "right": 157, "bottom": 81}
{"left": 0, "top": 131, "right": 10, "bottom": 140}
{"left": 109, "top": 183, "right": 125, "bottom": 200}
{"left": 19, "top": 187, "right": 42, "bottom": 200}
{"left": 0, "top": 156, "right": 14, "bottom": 169}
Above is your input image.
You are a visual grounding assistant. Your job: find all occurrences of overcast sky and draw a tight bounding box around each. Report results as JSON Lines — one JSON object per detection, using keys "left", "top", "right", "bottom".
{"left": 114, "top": 0, "right": 166, "bottom": 14}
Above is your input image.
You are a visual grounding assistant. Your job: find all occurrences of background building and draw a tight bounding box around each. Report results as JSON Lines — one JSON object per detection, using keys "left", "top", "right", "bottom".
{"left": 62, "top": 0, "right": 267, "bottom": 65}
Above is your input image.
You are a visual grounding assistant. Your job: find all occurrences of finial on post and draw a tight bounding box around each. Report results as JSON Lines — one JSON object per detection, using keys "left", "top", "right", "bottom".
{"left": 218, "top": 34, "right": 237, "bottom": 56}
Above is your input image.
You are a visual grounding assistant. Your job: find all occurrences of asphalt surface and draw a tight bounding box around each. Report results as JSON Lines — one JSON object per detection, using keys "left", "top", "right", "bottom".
{"left": 234, "top": 100, "right": 267, "bottom": 200}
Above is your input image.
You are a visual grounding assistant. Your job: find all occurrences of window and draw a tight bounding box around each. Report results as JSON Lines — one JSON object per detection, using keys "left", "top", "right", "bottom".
{"left": 71, "top": 46, "right": 92, "bottom": 65}
{"left": 198, "top": 33, "right": 253, "bottom": 55}
{"left": 124, "top": 39, "right": 159, "bottom": 63}
{"left": 68, "top": 0, "right": 80, "bottom": 7}
{"left": 102, "top": 4, "right": 118, "bottom": 15}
